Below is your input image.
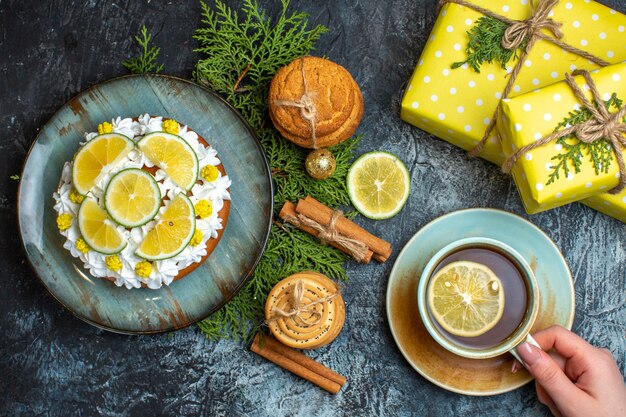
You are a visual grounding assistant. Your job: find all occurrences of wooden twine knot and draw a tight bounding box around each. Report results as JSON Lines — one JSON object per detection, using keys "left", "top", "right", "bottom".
{"left": 270, "top": 280, "right": 338, "bottom": 326}
{"left": 286, "top": 210, "right": 371, "bottom": 263}
{"left": 273, "top": 57, "right": 319, "bottom": 149}
{"left": 502, "top": 69, "right": 626, "bottom": 194}
{"left": 502, "top": 0, "right": 563, "bottom": 50}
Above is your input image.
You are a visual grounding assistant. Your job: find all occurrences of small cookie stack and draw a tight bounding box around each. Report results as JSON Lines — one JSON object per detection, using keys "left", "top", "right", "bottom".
{"left": 265, "top": 271, "right": 345, "bottom": 349}
{"left": 268, "top": 56, "right": 363, "bottom": 149}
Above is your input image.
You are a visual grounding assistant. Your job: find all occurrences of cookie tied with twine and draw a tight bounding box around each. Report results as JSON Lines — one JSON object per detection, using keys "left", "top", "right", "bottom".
{"left": 265, "top": 271, "right": 346, "bottom": 349}
{"left": 269, "top": 56, "right": 364, "bottom": 149}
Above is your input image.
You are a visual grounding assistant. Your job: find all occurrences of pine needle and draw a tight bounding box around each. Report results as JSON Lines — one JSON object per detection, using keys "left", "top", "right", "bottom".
{"left": 452, "top": 16, "right": 525, "bottom": 73}
{"left": 193, "top": 0, "right": 360, "bottom": 342}
{"left": 546, "top": 93, "right": 623, "bottom": 185}
{"left": 123, "top": 25, "right": 165, "bottom": 74}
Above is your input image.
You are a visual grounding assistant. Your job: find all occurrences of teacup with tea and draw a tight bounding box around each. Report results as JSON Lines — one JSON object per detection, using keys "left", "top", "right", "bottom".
{"left": 417, "top": 237, "right": 541, "bottom": 362}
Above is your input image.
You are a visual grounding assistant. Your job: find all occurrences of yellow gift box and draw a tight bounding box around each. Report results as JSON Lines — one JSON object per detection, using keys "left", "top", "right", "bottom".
{"left": 498, "top": 62, "right": 626, "bottom": 214}
{"left": 400, "top": 0, "right": 626, "bottom": 165}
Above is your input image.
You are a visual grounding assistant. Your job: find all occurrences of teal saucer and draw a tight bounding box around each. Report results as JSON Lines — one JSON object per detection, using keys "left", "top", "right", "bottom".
{"left": 18, "top": 74, "right": 273, "bottom": 334}
{"left": 386, "top": 208, "right": 575, "bottom": 396}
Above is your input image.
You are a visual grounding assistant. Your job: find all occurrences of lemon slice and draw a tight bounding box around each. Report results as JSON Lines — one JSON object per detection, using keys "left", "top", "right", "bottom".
{"left": 72, "top": 133, "right": 134, "bottom": 195}
{"left": 137, "top": 132, "right": 198, "bottom": 191}
{"left": 428, "top": 261, "right": 505, "bottom": 338}
{"left": 104, "top": 168, "right": 161, "bottom": 228}
{"left": 78, "top": 197, "right": 127, "bottom": 254}
{"left": 347, "top": 151, "right": 410, "bottom": 219}
{"left": 135, "top": 194, "right": 196, "bottom": 260}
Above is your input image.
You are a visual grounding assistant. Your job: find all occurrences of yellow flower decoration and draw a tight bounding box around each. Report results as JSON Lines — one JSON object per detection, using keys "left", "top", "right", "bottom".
{"left": 195, "top": 200, "right": 213, "bottom": 218}
{"left": 135, "top": 260, "right": 153, "bottom": 278}
{"left": 69, "top": 188, "right": 85, "bottom": 204}
{"left": 56, "top": 213, "right": 73, "bottom": 231}
{"left": 189, "top": 229, "right": 203, "bottom": 246}
{"left": 162, "top": 119, "right": 179, "bottom": 134}
{"left": 75, "top": 238, "right": 90, "bottom": 253}
{"left": 97, "top": 121, "right": 113, "bottom": 134}
{"left": 201, "top": 165, "right": 219, "bottom": 182}
{"left": 105, "top": 255, "right": 122, "bottom": 271}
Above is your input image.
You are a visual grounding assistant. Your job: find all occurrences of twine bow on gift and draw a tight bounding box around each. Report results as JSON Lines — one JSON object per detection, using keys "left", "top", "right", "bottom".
{"left": 282, "top": 210, "right": 371, "bottom": 263}
{"left": 502, "top": 69, "right": 626, "bottom": 194}
{"left": 439, "top": 0, "right": 610, "bottom": 157}
{"left": 269, "top": 280, "right": 338, "bottom": 326}
{"left": 273, "top": 57, "right": 319, "bottom": 149}
{"left": 501, "top": 0, "right": 563, "bottom": 50}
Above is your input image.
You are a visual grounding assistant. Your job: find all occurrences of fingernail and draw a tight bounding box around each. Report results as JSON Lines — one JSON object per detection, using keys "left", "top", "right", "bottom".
{"left": 517, "top": 342, "right": 542, "bottom": 366}
{"left": 511, "top": 361, "right": 520, "bottom": 373}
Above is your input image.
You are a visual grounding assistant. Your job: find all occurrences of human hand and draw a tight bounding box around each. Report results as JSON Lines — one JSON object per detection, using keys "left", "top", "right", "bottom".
{"left": 512, "top": 325, "right": 626, "bottom": 417}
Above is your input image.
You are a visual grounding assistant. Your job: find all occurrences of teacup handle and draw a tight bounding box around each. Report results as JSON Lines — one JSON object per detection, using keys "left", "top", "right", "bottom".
{"left": 510, "top": 334, "right": 542, "bottom": 367}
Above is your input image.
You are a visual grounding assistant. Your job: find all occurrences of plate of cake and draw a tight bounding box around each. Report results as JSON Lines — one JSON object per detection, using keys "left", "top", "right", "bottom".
{"left": 18, "top": 74, "right": 273, "bottom": 333}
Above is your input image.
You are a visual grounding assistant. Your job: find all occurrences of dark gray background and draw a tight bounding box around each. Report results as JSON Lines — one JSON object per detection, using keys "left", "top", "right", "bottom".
{"left": 1, "top": 0, "right": 624, "bottom": 416}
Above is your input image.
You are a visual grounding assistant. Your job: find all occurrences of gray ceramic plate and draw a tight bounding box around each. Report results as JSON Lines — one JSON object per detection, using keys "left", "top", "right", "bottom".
{"left": 18, "top": 74, "right": 273, "bottom": 334}
{"left": 386, "top": 208, "right": 575, "bottom": 396}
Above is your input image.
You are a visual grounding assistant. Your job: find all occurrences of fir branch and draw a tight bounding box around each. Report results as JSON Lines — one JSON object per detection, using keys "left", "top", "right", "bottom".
{"left": 10, "top": 174, "right": 19, "bottom": 181}
{"left": 193, "top": 0, "right": 328, "bottom": 130}
{"left": 193, "top": 0, "right": 360, "bottom": 342}
{"left": 546, "top": 94, "right": 623, "bottom": 185}
{"left": 452, "top": 16, "right": 525, "bottom": 73}
{"left": 123, "top": 25, "right": 165, "bottom": 74}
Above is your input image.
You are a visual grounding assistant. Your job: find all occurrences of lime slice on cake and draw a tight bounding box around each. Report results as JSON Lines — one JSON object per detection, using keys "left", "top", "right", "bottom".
{"left": 135, "top": 194, "right": 196, "bottom": 260}
{"left": 104, "top": 168, "right": 161, "bottom": 228}
{"left": 428, "top": 261, "right": 505, "bottom": 338}
{"left": 347, "top": 151, "right": 410, "bottom": 219}
{"left": 72, "top": 133, "right": 134, "bottom": 195}
{"left": 78, "top": 197, "right": 127, "bottom": 254}
{"left": 137, "top": 132, "right": 198, "bottom": 191}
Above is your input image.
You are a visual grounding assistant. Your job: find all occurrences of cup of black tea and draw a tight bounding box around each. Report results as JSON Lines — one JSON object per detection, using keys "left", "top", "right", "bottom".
{"left": 417, "top": 237, "right": 541, "bottom": 362}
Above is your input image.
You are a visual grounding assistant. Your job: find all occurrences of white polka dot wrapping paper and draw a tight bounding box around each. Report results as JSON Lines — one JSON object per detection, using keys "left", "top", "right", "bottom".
{"left": 497, "top": 62, "right": 626, "bottom": 220}
{"left": 400, "top": 0, "right": 626, "bottom": 166}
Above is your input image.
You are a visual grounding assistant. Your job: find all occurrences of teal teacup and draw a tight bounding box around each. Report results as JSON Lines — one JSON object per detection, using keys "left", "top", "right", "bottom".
{"left": 417, "top": 237, "right": 541, "bottom": 362}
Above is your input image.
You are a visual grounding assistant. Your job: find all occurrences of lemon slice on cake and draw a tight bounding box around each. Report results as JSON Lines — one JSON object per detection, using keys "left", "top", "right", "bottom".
{"left": 78, "top": 197, "right": 127, "bottom": 254}
{"left": 347, "top": 151, "right": 410, "bottom": 219}
{"left": 104, "top": 168, "right": 161, "bottom": 228}
{"left": 137, "top": 132, "right": 198, "bottom": 191}
{"left": 72, "top": 133, "right": 135, "bottom": 195}
{"left": 135, "top": 194, "right": 196, "bottom": 260}
{"left": 428, "top": 261, "right": 505, "bottom": 338}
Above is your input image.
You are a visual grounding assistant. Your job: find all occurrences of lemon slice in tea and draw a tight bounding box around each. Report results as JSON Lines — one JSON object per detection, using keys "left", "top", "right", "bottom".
{"left": 104, "top": 168, "right": 161, "bottom": 228}
{"left": 78, "top": 197, "right": 127, "bottom": 254}
{"left": 135, "top": 194, "right": 196, "bottom": 260}
{"left": 72, "top": 133, "right": 135, "bottom": 195}
{"left": 137, "top": 132, "right": 198, "bottom": 191}
{"left": 347, "top": 151, "right": 410, "bottom": 219}
{"left": 428, "top": 261, "right": 505, "bottom": 338}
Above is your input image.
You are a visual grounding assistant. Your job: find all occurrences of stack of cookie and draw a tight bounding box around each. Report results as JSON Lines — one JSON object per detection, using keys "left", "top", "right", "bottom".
{"left": 268, "top": 56, "right": 363, "bottom": 149}
{"left": 265, "top": 271, "right": 345, "bottom": 349}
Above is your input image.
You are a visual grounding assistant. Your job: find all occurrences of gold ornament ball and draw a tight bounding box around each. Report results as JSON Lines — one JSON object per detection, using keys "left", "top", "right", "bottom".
{"left": 305, "top": 149, "right": 336, "bottom": 180}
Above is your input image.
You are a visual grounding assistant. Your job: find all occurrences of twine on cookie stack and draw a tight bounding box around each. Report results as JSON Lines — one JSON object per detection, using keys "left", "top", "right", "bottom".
{"left": 265, "top": 271, "right": 345, "bottom": 349}
{"left": 269, "top": 56, "right": 364, "bottom": 149}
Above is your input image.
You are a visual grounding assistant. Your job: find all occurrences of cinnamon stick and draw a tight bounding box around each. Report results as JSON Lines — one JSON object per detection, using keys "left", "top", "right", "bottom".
{"left": 297, "top": 196, "right": 392, "bottom": 260}
{"left": 279, "top": 201, "right": 373, "bottom": 263}
{"left": 250, "top": 333, "right": 344, "bottom": 394}
{"left": 262, "top": 333, "right": 347, "bottom": 386}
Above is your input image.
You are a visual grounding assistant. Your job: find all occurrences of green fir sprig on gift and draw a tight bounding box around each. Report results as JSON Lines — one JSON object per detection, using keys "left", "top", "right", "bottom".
{"left": 546, "top": 93, "right": 623, "bottom": 185}
{"left": 452, "top": 16, "right": 526, "bottom": 73}
{"left": 123, "top": 25, "right": 165, "bottom": 74}
{"left": 193, "top": 0, "right": 359, "bottom": 341}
